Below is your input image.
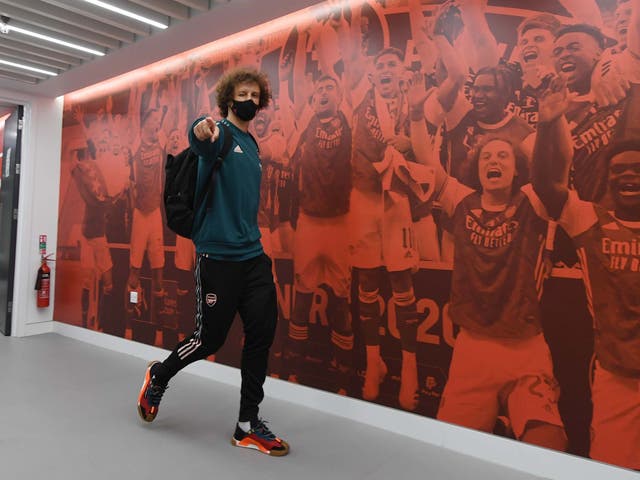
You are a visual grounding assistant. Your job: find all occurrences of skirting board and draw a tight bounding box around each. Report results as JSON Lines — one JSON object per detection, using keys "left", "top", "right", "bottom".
{"left": 22, "top": 320, "right": 54, "bottom": 337}
{"left": 52, "top": 321, "right": 637, "bottom": 480}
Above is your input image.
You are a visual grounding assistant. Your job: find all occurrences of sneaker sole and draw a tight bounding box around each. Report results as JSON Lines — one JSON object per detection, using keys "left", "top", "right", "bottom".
{"left": 137, "top": 360, "right": 160, "bottom": 422}
{"left": 230, "top": 437, "right": 290, "bottom": 457}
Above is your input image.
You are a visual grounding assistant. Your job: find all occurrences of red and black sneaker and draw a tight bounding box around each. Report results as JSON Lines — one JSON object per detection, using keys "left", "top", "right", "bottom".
{"left": 231, "top": 418, "right": 290, "bottom": 456}
{"left": 137, "top": 361, "right": 168, "bottom": 422}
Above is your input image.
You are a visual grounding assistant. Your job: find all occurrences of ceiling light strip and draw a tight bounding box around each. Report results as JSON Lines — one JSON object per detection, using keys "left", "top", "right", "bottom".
{"left": 82, "top": 0, "right": 168, "bottom": 29}
{"left": 67, "top": 3, "right": 340, "bottom": 102}
{"left": 0, "top": 58, "right": 57, "bottom": 76}
{"left": 8, "top": 25, "right": 105, "bottom": 56}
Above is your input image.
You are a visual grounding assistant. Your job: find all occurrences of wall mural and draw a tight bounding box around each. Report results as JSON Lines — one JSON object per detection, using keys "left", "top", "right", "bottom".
{"left": 56, "top": 0, "right": 640, "bottom": 470}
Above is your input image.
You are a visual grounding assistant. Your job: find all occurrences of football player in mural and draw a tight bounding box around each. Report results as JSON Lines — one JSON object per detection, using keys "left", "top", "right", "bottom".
{"left": 285, "top": 75, "right": 354, "bottom": 394}
{"left": 552, "top": 23, "right": 627, "bottom": 205}
{"left": 514, "top": 0, "right": 608, "bottom": 93}
{"left": 514, "top": 13, "right": 563, "bottom": 129}
{"left": 440, "top": 62, "right": 535, "bottom": 183}
{"left": 71, "top": 104, "right": 129, "bottom": 332}
{"left": 512, "top": 0, "right": 607, "bottom": 121}
{"left": 69, "top": 132, "right": 114, "bottom": 332}
{"left": 126, "top": 80, "right": 171, "bottom": 346}
{"left": 350, "top": 46, "right": 424, "bottom": 411}
{"left": 408, "top": 70, "right": 568, "bottom": 450}
{"left": 532, "top": 67, "right": 640, "bottom": 470}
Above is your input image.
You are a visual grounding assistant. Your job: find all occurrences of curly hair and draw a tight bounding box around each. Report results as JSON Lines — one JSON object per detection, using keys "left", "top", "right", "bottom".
{"left": 461, "top": 137, "right": 530, "bottom": 195}
{"left": 473, "top": 64, "right": 523, "bottom": 108}
{"left": 215, "top": 67, "right": 272, "bottom": 118}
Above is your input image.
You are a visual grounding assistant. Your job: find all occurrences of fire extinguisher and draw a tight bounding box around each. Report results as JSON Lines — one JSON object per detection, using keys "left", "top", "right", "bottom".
{"left": 35, "top": 255, "right": 53, "bottom": 308}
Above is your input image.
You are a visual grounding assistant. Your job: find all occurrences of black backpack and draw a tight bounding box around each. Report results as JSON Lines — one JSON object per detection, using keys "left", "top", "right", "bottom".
{"left": 164, "top": 123, "right": 233, "bottom": 239}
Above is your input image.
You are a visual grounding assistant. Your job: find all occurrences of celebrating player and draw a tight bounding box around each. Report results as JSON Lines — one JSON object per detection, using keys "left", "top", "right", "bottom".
{"left": 285, "top": 75, "right": 354, "bottom": 394}
{"left": 552, "top": 24, "right": 625, "bottom": 204}
{"left": 408, "top": 70, "right": 567, "bottom": 450}
{"left": 532, "top": 68, "right": 640, "bottom": 469}
{"left": 350, "top": 47, "right": 423, "bottom": 410}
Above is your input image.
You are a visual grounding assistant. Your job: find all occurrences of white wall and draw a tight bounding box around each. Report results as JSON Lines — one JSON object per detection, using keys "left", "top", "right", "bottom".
{"left": 0, "top": 88, "right": 63, "bottom": 337}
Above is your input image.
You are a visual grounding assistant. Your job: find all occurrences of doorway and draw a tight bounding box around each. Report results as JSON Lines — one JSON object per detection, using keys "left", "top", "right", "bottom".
{"left": 0, "top": 105, "right": 23, "bottom": 335}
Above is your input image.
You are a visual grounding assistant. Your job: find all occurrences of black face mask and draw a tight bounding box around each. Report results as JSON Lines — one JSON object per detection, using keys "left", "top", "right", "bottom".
{"left": 231, "top": 99, "right": 259, "bottom": 121}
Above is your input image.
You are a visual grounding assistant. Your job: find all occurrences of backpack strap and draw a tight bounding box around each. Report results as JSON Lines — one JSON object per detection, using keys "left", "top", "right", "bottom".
{"left": 194, "top": 122, "right": 234, "bottom": 212}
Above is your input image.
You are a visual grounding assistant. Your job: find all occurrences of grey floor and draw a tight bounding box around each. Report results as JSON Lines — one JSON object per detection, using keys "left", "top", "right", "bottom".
{"left": 0, "top": 333, "right": 549, "bottom": 480}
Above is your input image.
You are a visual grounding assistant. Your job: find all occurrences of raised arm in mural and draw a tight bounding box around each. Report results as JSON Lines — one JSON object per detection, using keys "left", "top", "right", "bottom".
{"left": 278, "top": 23, "right": 315, "bottom": 153}
{"left": 531, "top": 76, "right": 573, "bottom": 218}
{"left": 125, "top": 82, "right": 143, "bottom": 155}
{"left": 408, "top": 0, "right": 437, "bottom": 75}
{"left": 339, "top": 0, "right": 385, "bottom": 113}
{"left": 407, "top": 71, "right": 446, "bottom": 193}
{"left": 456, "top": 0, "right": 500, "bottom": 72}
{"left": 191, "top": 57, "right": 217, "bottom": 119}
{"left": 312, "top": 0, "right": 343, "bottom": 81}
{"left": 278, "top": 27, "right": 306, "bottom": 113}
{"left": 408, "top": 0, "right": 465, "bottom": 115}
{"left": 160, "top": 72, "right": 188, "bottom": 155}
{"left": 151, "top": 79, "right": 170, "bottom": 146}
{"left": 72, "top": 104, "right": 98, "bottom": 160}
{"left": 316, "top": 2, "right": 383, "bottom": 124}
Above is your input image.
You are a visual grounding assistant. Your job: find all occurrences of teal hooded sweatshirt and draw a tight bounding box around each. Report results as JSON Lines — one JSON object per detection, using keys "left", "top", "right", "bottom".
{"left": 188, "top": 117, "right": 263, "bottom": 260}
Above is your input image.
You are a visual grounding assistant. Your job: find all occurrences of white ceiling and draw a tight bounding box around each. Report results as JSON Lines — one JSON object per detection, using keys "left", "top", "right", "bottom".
{"left": 0, "top": 0, "right": 320, "bottom": 98}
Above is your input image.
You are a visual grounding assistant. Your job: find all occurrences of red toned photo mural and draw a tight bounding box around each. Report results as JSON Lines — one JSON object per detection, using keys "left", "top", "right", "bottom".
{"left": 56, "top": 0, "right": 640, "bottom": 470}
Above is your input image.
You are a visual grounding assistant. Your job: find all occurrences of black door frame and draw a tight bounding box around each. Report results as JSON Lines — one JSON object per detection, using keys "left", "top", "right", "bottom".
{"left": 0, "top": 105, "right": 23, "bottom": 336}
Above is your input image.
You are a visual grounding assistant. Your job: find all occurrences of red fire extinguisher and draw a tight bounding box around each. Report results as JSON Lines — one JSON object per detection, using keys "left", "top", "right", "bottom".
{"left": 35, "top": 255, "right": 52, "bottom": 308}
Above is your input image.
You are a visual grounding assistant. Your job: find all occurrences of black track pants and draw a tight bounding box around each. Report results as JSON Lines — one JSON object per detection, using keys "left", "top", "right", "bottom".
{"left": 160, "top": 252, "right": 278, "bottom": 423}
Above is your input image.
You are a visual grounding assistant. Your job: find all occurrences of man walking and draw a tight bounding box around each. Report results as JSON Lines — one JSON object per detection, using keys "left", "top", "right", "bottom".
{"left": 136, "top": 66, "right": 289, "bottom": 457}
